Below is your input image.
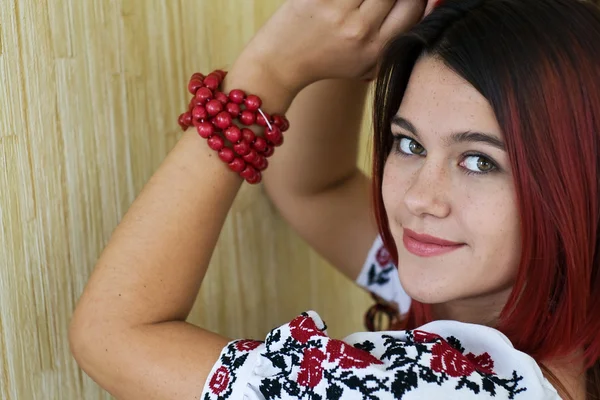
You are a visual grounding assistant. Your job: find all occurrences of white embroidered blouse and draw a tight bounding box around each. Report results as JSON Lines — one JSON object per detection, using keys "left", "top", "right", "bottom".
{"left": 200, "top": 236, "right": 560, "bottom": 399}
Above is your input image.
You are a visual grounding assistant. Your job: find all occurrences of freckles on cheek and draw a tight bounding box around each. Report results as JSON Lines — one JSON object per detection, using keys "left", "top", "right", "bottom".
{"left": 468, "top": 187, "right": 520, "bottom": 250}
{"left": 381, "top": 162, "right": 403, "bottom": 209}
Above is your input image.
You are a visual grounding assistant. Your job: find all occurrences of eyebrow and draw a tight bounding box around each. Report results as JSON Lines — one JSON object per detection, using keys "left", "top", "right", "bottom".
{"left": 391, "top": 115, "right": 505, "bottom": 151}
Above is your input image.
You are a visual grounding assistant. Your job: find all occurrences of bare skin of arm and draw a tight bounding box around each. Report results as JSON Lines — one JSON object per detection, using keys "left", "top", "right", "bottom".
{"left": 68, "top": 56, "right": 291, "bottom": 399}
{"left": 263, "top": 79, "right": 378, "bottom": 281}
{"left": 69, "top": 1, "right": 426, "bottom": 399}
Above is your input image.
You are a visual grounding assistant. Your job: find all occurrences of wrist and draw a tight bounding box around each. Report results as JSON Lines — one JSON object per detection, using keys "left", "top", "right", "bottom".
{"left": 179, "top": 63, "right": 293, "bottom": 185}
{"left": 224, "top": 52, "right": 304, "bottom": 114}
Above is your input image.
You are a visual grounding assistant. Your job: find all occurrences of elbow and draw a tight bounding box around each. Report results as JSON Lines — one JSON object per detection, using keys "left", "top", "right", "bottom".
{"left": 69, "top": 303, "right": 115, "bottom": 375}
{"left": 68, "top": 311, "right": 126, "bottom": 398}
{"left": 68, "top": 309, "right": 97, "bottom": 372}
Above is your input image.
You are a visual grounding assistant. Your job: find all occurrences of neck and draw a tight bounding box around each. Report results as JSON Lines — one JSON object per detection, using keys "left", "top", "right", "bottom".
{"left": 431, "top": 286, "right": 512, "bottom": 326}
{"left": 542, "top": 354, "right": 587, "bottom": 400}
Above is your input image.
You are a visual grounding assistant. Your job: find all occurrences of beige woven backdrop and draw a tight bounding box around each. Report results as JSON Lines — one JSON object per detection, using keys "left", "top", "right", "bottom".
{"left": 0, "top": 1, "right": 374, "bottom": 399}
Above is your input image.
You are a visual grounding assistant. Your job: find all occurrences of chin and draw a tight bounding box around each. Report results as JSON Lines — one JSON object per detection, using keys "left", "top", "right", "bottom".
{"left": 396, "top": 263, "right": 472, "bottom": 306}
{"left": 402, "top": 284, "right": 456, "bottom": 305}
{"left": 398, "top": 273, "right": 453, "bottom": 305}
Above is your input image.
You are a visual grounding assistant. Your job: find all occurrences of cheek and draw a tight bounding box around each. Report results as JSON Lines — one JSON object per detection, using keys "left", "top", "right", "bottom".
{"left": 381, "top": 161, "right": 394, "bottom": 210}
{"left": 381, "top": 158, "right": 409, "bottom": 219}
{"left": 462, "top": 183, "right": 521, "bottom": 272}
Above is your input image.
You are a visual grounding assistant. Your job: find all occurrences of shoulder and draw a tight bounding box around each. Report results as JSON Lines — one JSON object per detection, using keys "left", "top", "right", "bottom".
{"left": 201, "top": 311, "right": 560, "bottom": 399}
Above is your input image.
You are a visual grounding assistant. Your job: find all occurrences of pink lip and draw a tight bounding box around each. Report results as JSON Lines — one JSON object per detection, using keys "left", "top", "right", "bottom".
{"left": 402, "top": 228, "right": 465, "bottom": 257}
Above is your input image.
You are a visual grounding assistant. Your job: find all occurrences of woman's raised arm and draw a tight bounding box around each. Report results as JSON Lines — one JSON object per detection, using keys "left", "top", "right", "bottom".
{"left": 69, "top": 1, "right": 425, "bottom": 399}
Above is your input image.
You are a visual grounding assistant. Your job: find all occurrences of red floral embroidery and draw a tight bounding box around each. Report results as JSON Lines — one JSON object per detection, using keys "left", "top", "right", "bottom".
{"left": 414, "top": 330, "right": 495, "bottom": 376}
{"left": 466, "top": 352, "right": 495, "bottom": 375}
{"left": 326, "top": 340, "right": 384, "bottom": 369}
{"left": 412, "top": 330, "right": 443, "bottom": 343}
{"left": 202, "top": 313, "right": 528, "bottom": 400}
{"left": 235, "top": 340, "right": 262, "bottom": 352}
{"left": 375, "top": 245, "right": 392, "bottom": 266}
{"left": 297, "top": 348, "right": 326, "bottom": 388}
{"left": 289, "top": 315, "right": 326, "bottom": 344}
{"left": 430, "top": 341, "right": 476, "bottom": 378}
{"left": 208, "top": 366, "right": 230, "bottom": 395}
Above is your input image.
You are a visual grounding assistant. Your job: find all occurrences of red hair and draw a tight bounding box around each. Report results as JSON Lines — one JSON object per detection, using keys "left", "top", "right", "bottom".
{"left": 371, "top": 0, "right": 600, "bottom": 376}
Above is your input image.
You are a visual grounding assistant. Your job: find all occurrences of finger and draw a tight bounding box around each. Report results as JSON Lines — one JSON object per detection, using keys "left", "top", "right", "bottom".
{"left": 359, "top": 0, "right": 398, "bottom": 27}
{"left": 380, "top": 0, "right": 425, "bottom": 39}
{"left": 333, "top": 0, "right": 366, "bottom": 11}
{"left": 423, "top": 0, "right": 440, "bottom": 16}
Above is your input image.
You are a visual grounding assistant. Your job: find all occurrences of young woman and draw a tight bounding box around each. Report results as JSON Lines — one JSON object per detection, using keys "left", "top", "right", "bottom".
{"left": 69, "top": 0, "right": 600, "bottom": 399}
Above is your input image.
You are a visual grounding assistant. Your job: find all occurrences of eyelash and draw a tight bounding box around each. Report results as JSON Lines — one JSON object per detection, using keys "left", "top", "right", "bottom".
{"left": 391, "top": 134, "right": 501, "bottom": 176}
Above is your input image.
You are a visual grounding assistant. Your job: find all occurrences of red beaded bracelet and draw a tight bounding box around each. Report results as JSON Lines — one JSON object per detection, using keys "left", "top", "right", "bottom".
{"left": 178, "top": 70, "right": 289, "bottom": 184}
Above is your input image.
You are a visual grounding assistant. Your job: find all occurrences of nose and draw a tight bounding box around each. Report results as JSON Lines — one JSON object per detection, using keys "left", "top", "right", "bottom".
{"left": 403, "top": 159, "right": 451, "bottom": 219}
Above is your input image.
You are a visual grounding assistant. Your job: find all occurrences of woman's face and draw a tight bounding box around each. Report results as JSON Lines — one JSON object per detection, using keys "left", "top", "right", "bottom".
{"left": 382, "top": 56, "right": 521, "bottom": 317}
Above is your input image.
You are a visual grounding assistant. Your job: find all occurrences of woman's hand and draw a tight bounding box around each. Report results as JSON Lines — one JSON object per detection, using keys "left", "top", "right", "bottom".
{"left": 424, "top": 0, "right": 442, "bottom": 17}
{"left": 240, "top": 0, "right": 426, "bottom": 92}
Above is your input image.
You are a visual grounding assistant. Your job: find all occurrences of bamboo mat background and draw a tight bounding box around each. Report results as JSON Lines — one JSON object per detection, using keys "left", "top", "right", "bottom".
{"left": 0, "top": 1, "right": 374, "bottom": 399}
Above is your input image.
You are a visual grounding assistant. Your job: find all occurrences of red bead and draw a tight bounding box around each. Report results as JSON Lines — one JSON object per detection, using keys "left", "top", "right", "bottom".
{"left": 240, "top": 165, "right": 258, "bottom": 180}
{"left": 206, "top": 99, "right": 224, "bottom": 116}
{"left": 241, "top": 128, "right": 256, "bottom": 143}
{"left": 252, "top": 137, "right": 267, "bottom": 152}
{"left": 265, "top": 126, "right": 283, "bottom": 146}
{"left": 253, "top": 155, "right": 268, "bottom": 171}
{"left": 225, "top": 102, "right": 241, "bottom": 118}
{"left": 189, "top": 97, "right": 203, "bottom": 111}
{"left": 197, "top": 122, "right": 215, "bottom": 138}
{"left": 214, "top": 111, "right": 233, "bottom": 130}
{"left": 256, "top": 112, "right": 271, "bottom": 127}
{"left": 273, "top": 115, "right": 289, "bottom": 132}
{"left": 196, "top": 87, "right": 213, "bottom": 104}
{"left": 181, "top": 112, "right": 192, "bottom": 126}
{"left": 246, "top": 172, "right": 262, "bottom": 184}
{"left": 218, "top": 147, "right": 235, "bottom": 163}
{"left": 263, "top": 146, "right": 274, "bottom": 157}
{"left": 213, "top": 70, "right": 227, "bottom": 80}
{"left": 215, "top": 91, "right": 229, "bottom": 105}
{"left": 206, "top": 72, "right": 221, "bottom": 81}
{"left": 192, "top": 115, "right": 207, "bottom": 128}
{"left": 203, "top": 75, "right": 220, "bottom": 91}
{"left": 178, "top": 113, "right": 189, "bottom": 130}
{"left": 224, "top": 125, "right": 242, "bottom": 143}
{"left": 243, "top": 149, "right": 259, "bottom": 164}
{"left": 207, "top": 135, "right": 225, "bottom": 151}
{"left": 233, "top": 141, "right": 251, "bottom": 156}
{"left": 228, "top": 157, "right": 246, "bottom": 173}
{"left": 191, "top": 72, "right": 205, "bottom": 81}
{"left": 272, "top": 115, "right": 284, "bottom": 127}
{"left": 239, "top": 110, "right": 256, "bottom": 125}
{"left": 188, "top": 79, "right": 203, "bottom": 95}
{"left": 229, "top": 89, "right": 246, "bottom": 104}
{"left": 244, "top": 95, "right": 262, "bottom": 111}
{"left": 192, "top": 106, "right": 208, "bottom": 121}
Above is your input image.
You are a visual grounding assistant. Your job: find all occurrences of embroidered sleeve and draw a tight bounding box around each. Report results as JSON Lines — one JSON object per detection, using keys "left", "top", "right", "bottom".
{"left": 200, "top": 311, "right": 560, "bottom": 399}
{"left": 355, "top": 235, "right": 412, "bottom": 316}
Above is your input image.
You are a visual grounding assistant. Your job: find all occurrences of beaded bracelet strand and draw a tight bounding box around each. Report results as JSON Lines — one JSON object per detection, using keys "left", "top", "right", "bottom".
{"left": 178, "top": 70, "right": 290, "bottom": 184}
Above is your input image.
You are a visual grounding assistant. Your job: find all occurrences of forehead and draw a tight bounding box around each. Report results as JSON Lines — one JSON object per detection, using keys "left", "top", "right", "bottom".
{"left": 397, "top": 56, "right": 501, "bottom": 137}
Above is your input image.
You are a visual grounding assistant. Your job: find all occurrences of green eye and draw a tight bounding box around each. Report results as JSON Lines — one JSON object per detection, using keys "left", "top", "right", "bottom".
{"left": 462, "top": 155, "right": 496, "bottom": 173}
{"left": 399, "top": 137, "right": 426, "bottom": 156}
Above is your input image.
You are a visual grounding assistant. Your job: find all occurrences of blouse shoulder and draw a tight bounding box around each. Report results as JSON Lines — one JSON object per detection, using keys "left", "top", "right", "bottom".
{"left": 200, "top": 311, "right": 559, "bottom": 399}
